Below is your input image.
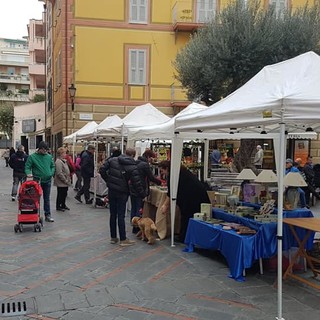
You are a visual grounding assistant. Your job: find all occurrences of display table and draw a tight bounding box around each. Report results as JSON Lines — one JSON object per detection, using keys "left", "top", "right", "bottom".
{"left": 143, "top": 186, "right": 180, "bottom": 240}
{"left": 184, "top": 207, "right": 314, "bottom": 281}
{"left": 184, "top": 219, "right": 255, "bottom": 281}
{"left": 283, "top": 217, "right": 320, "bottom": 290}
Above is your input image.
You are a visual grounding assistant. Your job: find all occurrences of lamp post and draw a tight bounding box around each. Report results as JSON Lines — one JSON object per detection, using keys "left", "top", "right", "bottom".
{"left": 68, "top": 83, "right": 76, "bottom": 111}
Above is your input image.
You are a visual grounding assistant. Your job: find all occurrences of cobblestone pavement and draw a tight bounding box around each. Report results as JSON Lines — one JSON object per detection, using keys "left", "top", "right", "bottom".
{"left": 0, "top": 160, "right": 320, "bottom": 319}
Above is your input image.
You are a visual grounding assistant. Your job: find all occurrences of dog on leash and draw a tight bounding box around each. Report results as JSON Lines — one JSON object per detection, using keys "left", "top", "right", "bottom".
{"left": 131, "top": 217, "right": 157, "bottom": 245}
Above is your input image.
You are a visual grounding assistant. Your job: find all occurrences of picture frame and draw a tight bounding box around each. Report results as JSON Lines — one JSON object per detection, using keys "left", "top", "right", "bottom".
{"left": 231, "top": 185, "right": 241, "bottom": 197}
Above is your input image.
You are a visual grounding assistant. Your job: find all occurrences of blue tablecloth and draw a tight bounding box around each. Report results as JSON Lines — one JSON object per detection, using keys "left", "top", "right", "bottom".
{"left": 184, "top": 207, "right": 314, "bottom": 281}
{"left": 184, "top": 219, "right": 255, "bottom": 281}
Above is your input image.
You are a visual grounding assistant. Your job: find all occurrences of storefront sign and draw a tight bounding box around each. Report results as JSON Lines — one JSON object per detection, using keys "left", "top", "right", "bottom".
{"left": 79, "top": 113, "right": 93, "bottom": 120}
{"left": 22, "top": 119, "right": 36, "bottom": 133}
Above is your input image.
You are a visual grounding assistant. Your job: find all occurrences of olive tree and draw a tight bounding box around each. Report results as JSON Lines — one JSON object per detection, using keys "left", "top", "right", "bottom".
{"left": 174, "top": 1, "right": 320, "bottom": 171}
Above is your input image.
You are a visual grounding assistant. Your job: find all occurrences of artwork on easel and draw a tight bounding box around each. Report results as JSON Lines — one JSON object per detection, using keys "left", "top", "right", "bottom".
{"left": 231, "top": 185, "right": 241, "bottom": 197}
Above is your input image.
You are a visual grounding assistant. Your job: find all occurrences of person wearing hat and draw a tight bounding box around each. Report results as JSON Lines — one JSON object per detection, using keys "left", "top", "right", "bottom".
{"left": 25, "top": 141, "right": 55, "bottom": 222}
{"left": 253, "top": 145, "right": 264, "bottom": 169}
{"left": 75, "top": 144, "right": 95, "bottom": 204}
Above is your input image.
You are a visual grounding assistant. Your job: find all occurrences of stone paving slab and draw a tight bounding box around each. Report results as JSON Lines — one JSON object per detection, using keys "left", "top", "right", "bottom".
{"left": 1, "top": 160, "right": 320, "bottom": 319}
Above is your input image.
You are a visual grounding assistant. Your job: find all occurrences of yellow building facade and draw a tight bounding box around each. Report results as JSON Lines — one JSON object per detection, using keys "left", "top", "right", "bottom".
{"left": 45, "top": 0, "right": 315, "bottom": 148}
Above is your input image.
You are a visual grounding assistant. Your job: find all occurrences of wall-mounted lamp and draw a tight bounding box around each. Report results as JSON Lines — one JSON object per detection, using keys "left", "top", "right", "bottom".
{"left": 68, "top": 83, "right": 77, "bottom": 111}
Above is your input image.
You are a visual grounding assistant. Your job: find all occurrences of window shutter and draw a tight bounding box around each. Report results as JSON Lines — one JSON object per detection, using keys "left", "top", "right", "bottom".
{"left": 129, "top": 49, "right": 146, "bottom": 85}
{"left": 130, "top": 50, "right": 137, "bottom": 83}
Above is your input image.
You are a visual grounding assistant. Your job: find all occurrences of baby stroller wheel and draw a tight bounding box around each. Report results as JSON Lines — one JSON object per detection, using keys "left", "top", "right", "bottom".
{"left": 18, "top": 224, "right": 23, "bottom": 232}
{"left": 34, "top": 224, "right": 41, "bottom": 232}
{"left": 14, "top": 224, "right": 19, "bottom": 233}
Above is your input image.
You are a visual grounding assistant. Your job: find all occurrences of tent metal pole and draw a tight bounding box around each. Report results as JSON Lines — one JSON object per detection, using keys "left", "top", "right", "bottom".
{"left": 276, "top": 112, "right": 286, "bottom": 320}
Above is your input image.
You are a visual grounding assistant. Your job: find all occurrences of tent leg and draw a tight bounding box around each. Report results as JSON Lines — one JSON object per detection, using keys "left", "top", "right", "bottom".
{"left": 276, "top": 121, "right": 286, "bottom": 320}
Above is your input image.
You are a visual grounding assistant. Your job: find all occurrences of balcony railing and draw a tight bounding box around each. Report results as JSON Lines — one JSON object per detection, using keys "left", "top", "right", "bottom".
{"left": 0, "top": 73, "right": 30, "bottom": 84}
{"left": 0, "top": 91, "right": 30, "bottom": 102}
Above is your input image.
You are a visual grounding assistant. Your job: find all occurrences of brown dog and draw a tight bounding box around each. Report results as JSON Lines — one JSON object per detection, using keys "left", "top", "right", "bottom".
{"left": 131, "top": 217, "right": 157, "bottom": 245}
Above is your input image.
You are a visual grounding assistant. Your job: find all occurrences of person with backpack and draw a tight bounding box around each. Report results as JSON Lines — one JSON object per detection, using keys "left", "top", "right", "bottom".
{"left": 9, "top": 145, "right": 28, "bottom": 201}
{"left": 100, "top": 148, "right": 145, "bottom": 246}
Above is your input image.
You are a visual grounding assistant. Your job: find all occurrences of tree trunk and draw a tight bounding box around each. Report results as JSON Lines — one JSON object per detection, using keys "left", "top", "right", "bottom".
{"left": 233, "top": 140, "right": 256, "bottom": 173}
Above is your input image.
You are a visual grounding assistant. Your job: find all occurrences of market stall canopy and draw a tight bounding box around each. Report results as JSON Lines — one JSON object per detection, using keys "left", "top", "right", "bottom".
{"left": 63, "top": 121, "right": 98, "bottom": 143}
{"left": 175, "top": 51, "right": 320, "bottom": 134}
{"left": 95, "top": 115, "right": 123, "bottom": 137}
{"left": 128, "top": 102, "right": 207, "bottom": 140}
{"left": 170, "top": 51, "right": 320, "bottom": 320}
{"left": 121, "top": 103, "right": 170, "bottom": 135}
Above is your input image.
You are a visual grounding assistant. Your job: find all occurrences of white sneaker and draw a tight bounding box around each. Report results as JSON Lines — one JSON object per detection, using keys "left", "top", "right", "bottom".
{"left": 119, "top": 239, "right": 135, "bottom": 247}
{"left": 11, "top": 196, "right": 16, "bottom": 201}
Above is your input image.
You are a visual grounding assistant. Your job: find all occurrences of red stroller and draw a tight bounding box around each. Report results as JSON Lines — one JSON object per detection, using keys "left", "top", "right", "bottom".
{"left": 14, "top": 180, "right": 43, "bottom": 233}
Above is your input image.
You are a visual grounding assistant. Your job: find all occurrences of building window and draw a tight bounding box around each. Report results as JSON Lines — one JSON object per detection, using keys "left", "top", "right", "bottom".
{"left": 197, "top": 0, "right": 216, "bottom": 23}
{"left": 129, "top": 49, "right": 146, "bottom": 85}
{"left": 129, "top": 0, "right": 148, "bottom": 24}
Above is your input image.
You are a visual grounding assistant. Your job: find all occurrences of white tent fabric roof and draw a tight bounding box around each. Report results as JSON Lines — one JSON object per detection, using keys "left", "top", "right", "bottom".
{"left": 175, "top": 51, "right": 320, "bottom": 133}
{"left": 63, "top": 121, "right": 98, "bottom": 143}
{"left": 95, "top": 115, "right": 123, "bottom": 137}
{"left": 121, "top": 103, "right": 170, "bottom": 135}
{"left": 128, "top": 102, "right": 207, "bottom": 140}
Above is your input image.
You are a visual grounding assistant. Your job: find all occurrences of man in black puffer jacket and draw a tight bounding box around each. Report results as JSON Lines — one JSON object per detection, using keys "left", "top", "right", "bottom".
{"left": 9, "top": 145, "right": 28, "bottom": 201}
{"left": 100, "top": 148, "right": 145, "bottom": 247}
{"left": 130, "top": 150, "right": 161, "bottom": 232}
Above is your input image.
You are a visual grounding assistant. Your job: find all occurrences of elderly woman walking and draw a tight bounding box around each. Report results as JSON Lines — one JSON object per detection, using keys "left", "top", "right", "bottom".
{"left": 54, "top": 147, "right": 72, "bottom": 212}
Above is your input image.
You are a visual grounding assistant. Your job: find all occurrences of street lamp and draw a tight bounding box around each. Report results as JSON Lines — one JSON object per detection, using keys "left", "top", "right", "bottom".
{"left": 68, "top": 83, "right": 76, "bottom": 111}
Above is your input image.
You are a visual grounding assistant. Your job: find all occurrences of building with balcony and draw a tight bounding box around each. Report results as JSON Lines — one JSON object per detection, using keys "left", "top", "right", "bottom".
{"left": 0, "top": 38, "right": 30, "bottom": 104}
{"left": 42, "top": 0, "right": 313, "bottom": 151}
{"left": 43, "top": 0, "right": 199, "bottom": 150}
{"left": 27, "top": 16, "right": 46, "bottom": 101}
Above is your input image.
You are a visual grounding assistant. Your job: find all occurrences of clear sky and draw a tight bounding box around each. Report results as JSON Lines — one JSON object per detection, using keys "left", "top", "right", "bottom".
{"left": 0, "top": 0, "right": 44, "bottom": 40}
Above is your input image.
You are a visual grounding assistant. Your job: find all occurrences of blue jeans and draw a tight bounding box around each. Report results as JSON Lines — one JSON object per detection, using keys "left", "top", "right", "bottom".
{"left": 11, "top": 173, "right": 25, "bottom": 197}
{"left": 108, "top": 189, "right": 128, "bottom": 241}
{"left": 130, "top": 196, "right": 143, "bottom": 219}
{"left": 41, "top": 181, "right": 52, "bottom": 216}
{"left": 298, "top": 187, "right": 307, "bottom": 208}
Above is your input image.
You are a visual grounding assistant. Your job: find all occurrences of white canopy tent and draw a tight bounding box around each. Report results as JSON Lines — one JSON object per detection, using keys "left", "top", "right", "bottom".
{"left": 63, "top": 121, "right": 98, "bottom": 143}
{"left": 95, "top": 115, "right": 123, "bottom": 137}
{"left": 128, "top": 102, "right": 207, "bottom": 140}
{"left": 75, "top": 103, "right": 170, "bottom": 151}
{"left": 171, "top": 51, "right": 320, "bottom": 320}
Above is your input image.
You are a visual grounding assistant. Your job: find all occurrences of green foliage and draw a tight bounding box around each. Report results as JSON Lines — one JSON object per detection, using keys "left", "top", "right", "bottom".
{"left": 0, "top": 105, "right": 14, "bottom": 138}
{"left": 19, "top": 89, "right": 29, "bottom": 94}
{"left": 174, "top": 1, "right": 320, "bottom": 104}
{"left": 0, "top": 83, "right": 8, "bottom": 91}
{"left": 33, "top": 94, "right": 45, "bottom": 102}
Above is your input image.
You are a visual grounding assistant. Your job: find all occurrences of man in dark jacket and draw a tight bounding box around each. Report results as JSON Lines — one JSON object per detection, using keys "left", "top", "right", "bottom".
{"left": 100, "top": 148, "right": 144, "bottom": 246}
{"left": 131, "top": 150, "right": 161, "bottom": 232}
{"left": 9, "top": 145, "right": 28, "bottom": 201}
{"left": 75, "top": 145, "right": 95, "bottom": 204}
